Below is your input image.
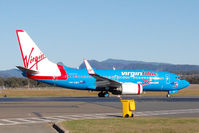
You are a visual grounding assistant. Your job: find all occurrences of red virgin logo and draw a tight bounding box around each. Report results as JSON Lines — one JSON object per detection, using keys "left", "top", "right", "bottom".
{"left": 142, "top": 79, "right": 150, "bottom": 85}
{"left": 23, "top": 47, "right": 46, "bottom": 70}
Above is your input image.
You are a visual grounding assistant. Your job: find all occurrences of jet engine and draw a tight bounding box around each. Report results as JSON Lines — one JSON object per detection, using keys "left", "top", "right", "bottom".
{"left": 114, "top": 83, "right": 143, "bottom": 95}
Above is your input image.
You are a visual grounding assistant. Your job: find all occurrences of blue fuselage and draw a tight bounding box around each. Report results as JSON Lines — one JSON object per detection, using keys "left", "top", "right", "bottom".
{"left": 38, "top": 66, "right": 190, "bottom": 94}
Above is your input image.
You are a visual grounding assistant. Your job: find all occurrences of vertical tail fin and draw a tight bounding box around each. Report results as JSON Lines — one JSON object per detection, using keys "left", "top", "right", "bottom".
{"left": 16, "top": 30, "right": 48, "bottom": 71}
{"left": 16, "top": 30, "right": 67, "bottom": 80}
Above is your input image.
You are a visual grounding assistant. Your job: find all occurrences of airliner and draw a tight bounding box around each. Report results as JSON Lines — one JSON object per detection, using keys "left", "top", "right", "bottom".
{"left": 16, "top": 30, "right": 190, "bottom": 97}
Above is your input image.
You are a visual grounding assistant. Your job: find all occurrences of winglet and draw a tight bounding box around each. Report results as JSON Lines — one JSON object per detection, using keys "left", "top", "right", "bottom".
{"left": 83, "top": 59, "right": 96, "bottom": 75}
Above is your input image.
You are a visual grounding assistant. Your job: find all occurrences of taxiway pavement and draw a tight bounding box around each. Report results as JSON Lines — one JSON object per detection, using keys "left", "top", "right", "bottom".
{"left": 0, "top": 95, "right": 199, "bottom": 132}
{"left": 0, "top": 95, "right": 199, "bottom": 118}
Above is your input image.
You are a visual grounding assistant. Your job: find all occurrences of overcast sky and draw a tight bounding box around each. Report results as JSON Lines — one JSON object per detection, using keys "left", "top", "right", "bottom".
{"left": 0, "top": 0, "right": 198, "bottom": 70}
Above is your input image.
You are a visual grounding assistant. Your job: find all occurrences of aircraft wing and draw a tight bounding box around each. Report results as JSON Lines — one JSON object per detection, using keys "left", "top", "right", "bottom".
{"left": 84, "top": 60, "right": 121, "bottom": 87}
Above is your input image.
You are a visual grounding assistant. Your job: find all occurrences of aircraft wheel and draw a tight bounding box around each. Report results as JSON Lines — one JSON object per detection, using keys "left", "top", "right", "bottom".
{"left": 98, "top": 92, "right": 104, "bottom": 97}
{"left": 125, "top": 114, "right": 129, "bottom": 118}
{"left": 104, "top": 92, "right": 109, "bottom": 97}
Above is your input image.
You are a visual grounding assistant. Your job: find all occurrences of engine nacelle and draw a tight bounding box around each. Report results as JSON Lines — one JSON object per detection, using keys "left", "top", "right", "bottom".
{"left": 116, "top": 83, "right": 143, "bottom": 95}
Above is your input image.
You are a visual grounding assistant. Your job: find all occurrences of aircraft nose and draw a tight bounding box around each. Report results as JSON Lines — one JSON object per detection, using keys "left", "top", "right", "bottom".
{"left": 182, "top": 80, "right": 190, "bottom": 88}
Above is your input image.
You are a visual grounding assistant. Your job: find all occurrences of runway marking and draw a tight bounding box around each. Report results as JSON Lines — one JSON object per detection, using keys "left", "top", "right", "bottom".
{"left": 0, "top": 108, "right": 199, "bottom": 126}
{"left": 0, "top": 119, "right": 20, "bottom": 125}
{"left": 135, "top": 108, "right": 199, "bottom": 116}
{"left": 27, "top": 118, "right": 52, "bottom": 122}
{"left": 15, "top": 118, "right": 34, "bottom": 122}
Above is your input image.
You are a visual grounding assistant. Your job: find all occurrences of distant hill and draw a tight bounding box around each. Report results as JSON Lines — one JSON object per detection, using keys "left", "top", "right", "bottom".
{"left": 79, "top": 59, "right": 199, "bottom": 72}
{"left": 0, "top": 69, "right": 23, "bottom": 78}
{"left": 1, "top": 59, "right": 199, "bottom": 78}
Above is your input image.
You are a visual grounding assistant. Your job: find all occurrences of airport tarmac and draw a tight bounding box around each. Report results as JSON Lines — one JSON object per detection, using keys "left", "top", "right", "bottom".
{"left": 0, "top": 95, "right": 199, "bottom": 133}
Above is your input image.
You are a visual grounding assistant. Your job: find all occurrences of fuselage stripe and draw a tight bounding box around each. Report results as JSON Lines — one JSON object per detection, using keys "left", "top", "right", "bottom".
{"left": 138, "top": 84, "right": 141, "bottom": 95}
{"left": 28, "top": 64, "right": 67, "bottom": 80}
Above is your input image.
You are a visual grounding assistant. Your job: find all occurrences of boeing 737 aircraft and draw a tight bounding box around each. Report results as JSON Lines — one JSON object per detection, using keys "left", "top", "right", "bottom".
{"left": 16, "top": 30, "right": 190, "bottom": 97}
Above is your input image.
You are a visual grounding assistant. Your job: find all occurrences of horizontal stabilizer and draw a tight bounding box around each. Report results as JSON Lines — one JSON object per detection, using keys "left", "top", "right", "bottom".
{"left": 16, "top": 66, "right": 39, "bottom": 75}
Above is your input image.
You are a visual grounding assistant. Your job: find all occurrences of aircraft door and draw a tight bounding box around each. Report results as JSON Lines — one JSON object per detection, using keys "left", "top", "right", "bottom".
{"left": 166, "top": 74, "right": 170, "bottom": 84}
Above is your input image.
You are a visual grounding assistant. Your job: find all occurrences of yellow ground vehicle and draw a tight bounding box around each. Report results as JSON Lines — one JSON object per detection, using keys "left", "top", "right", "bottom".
{"left": 121, "top": 99, "right": 135, "bottom": 118}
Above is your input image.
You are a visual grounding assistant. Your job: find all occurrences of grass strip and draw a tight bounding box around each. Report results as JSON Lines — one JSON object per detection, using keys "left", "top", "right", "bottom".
{"left": 0, "top": 88, "right": 98, "bottom": 97}
{"left": 0, "top": 84, "right": 198, "bottom": 97}
{"left": 61, "top": 117, "right": 199, "bottom": 133}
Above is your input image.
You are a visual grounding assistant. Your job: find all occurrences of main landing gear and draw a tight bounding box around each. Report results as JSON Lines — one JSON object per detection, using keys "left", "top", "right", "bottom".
{"left": 98, "top": 91, "right": 109, "bottom": 97}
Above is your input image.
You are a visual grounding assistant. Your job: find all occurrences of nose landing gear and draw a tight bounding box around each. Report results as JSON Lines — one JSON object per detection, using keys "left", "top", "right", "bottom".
{"left": 167, "top": 94, "right": 171, "bottom": 98}
{"left": 167, "top": 91, "right": 171, "bottom": 98}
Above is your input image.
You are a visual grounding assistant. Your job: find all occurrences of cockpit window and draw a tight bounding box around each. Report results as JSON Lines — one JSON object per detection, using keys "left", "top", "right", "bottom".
{"left": 176, "top": 77, "right": 183, "bottom": 80}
